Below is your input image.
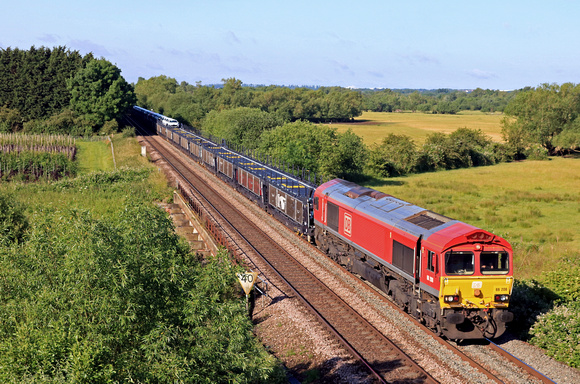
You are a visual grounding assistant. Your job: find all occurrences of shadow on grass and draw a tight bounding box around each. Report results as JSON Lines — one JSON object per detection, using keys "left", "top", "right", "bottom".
{"left": 344, "top": 174, "right": 406, "bottom": 188}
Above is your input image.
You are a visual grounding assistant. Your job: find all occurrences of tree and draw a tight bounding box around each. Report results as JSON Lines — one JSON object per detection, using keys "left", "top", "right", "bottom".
{"left": 68, "top": 58, "right": 136, "bottom": 131}
{"left": 0, "top": 46, "right": 90, "bottom": 123}
{"left": 202, "top": 107, "right": 284, "bottom": 149}
{"left": 367, "top": 134, "right": 417, "bottom": 177}
{"left": 258, "top": 121, "right": 367, "bottom": 180}
{"left": 502, "top": 83, "right": 580, "bottom": 155}
{"left": 258, "top": 120, "right": 336, "bottom": 176}
{"left": 328, "top": 128, "right": 367, "bottom": 180}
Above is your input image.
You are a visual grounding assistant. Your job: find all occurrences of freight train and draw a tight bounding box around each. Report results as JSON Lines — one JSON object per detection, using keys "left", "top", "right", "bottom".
{"left": 132, "top": 106, "right": 514, "bottom": 340}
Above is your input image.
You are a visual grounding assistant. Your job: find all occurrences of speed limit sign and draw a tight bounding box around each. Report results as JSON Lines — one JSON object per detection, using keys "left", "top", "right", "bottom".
{"left": 237, "top": 272, "right": 259, "bottom": 295}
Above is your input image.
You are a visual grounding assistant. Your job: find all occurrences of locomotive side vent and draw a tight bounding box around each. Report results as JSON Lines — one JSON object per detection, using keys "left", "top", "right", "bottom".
{"left": 406, "top": 210, "right": 451, "bottom": 230}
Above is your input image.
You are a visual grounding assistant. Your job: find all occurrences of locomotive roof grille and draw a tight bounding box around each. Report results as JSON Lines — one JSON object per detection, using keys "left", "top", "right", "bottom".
{"left": 345, "top": 186, "right": 389, "bottom": 200}
{"left": 405, "top": 210, "right": 451, "bottom": 230}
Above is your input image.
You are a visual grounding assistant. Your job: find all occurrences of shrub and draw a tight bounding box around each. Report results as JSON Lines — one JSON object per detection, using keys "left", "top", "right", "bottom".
{"left": 524, "top": 144, "right": 549, "bottom": 160}
{"left": 0, "top": 192, "right": 28, "bottom": 246}
{"left": 99, "top": 119, "right": 119, "bottom": 135}
{"left": 121, "top": 126, "right": 136, "bottom": 137}
{"left": 530, "top": 304, "right": 580, "bottom": 367}
{"left": 0, "top": 203, "right": 283, "bottom": 383}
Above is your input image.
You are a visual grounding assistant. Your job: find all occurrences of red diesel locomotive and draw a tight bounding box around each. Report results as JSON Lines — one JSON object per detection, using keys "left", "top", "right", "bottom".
{"left": 313, "top": 179, "right": 514, "bottom": 339}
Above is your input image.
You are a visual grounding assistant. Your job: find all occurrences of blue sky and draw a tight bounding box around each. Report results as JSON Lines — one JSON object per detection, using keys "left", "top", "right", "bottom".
{"left": 2, "top": 0, "right": 579, "bottom": 90}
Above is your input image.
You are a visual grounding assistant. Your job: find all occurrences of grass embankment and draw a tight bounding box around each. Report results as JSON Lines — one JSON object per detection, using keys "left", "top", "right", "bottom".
{"left": 331, "top": 110, "right": 504, "bottom": 145}
{"left": 5, "top": 135, "right": 171, "bottom": 215}
{"left": 76, "top": 139, "right": 114, "bottom": 173}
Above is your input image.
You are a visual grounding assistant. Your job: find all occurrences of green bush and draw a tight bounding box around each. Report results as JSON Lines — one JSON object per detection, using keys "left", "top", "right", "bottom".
{"left": 0, "top": 192, "right": 28, "bottom": 246}
{"left": 121, "top": 126, "right": 136, "bottom": 137}
{"left": 530, "top": 304, "right": 580, "bottom": 367}
{"left": 0, "top": 203, "right": 283, "bottom": 383}
{"left": 508, "top": 279, "right": 560, "bottom": 339}
{"left": 524, "top": 144, "right": 549, "bottom": 160}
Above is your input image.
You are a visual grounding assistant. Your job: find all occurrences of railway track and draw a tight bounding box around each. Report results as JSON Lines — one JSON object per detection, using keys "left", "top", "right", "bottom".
{"left": 128, "top": 116, "right": 560, "bottom": 383}
{"left": 129, "top": 118, "right": 436, "bottom": 383}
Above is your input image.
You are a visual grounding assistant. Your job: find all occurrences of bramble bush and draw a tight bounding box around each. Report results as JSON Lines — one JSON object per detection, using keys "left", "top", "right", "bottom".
{"left": 0, "top": 192, "right": 29, "bottom": 246}
{"left": 510, "top": 260, "right": 580, "bottom": 367}
{"left": 529, "top": 304, "right": 580, "bottom": 367}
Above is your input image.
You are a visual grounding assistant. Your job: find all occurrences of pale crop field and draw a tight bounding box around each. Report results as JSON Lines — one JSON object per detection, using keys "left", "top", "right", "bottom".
{"left": 330, "top": 111, "right": 505, "bottom": 145}
{"left": 367, "top": 157, "right": 580, "bottom": 279}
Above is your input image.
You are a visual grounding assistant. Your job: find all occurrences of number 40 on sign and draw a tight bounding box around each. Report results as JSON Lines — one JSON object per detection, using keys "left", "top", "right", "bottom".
{"left": 237, "top": 272, "right": 259, "bottom": 295}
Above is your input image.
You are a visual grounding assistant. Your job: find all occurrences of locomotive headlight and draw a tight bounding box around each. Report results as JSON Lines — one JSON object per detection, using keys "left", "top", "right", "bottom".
{"left": 444, "top": 295, "right": 460, "bottom": 303}
{"left": 494, "top": 294, "right": 510, "bottom": 302}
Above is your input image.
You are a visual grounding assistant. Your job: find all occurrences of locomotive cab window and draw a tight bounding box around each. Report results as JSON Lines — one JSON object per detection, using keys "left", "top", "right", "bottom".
{"left": 427, "top": 250, "right": 436, "bottom": 273}
{"left": 445, "top": 251, "right": 474, "bottom": 275}
{"left": 480, "top": 251, "right": 509, "bottom": 274}
{"left": 314, "top": 196, "right": 319, "bottom": 211}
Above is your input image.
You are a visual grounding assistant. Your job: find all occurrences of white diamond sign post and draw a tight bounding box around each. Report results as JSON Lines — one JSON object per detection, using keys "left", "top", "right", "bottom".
{"left": 237, "top": 272, "right": 259, "bottom": 313}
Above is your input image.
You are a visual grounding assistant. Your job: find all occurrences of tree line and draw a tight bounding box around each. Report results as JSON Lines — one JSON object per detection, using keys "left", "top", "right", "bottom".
{"left": 0, "top": 46, "right": 135, "bottom": 135}
{"left": 135, "top": 76, "right": 364, "bottom": 127}
{"left": 362, "top": 87, "right": 516, "bottom": 114}
{"left": 136, "top": 76, "right": 580, "bottom": 181}
{"left": 1, "top": 47, "right": 578, "bottom": 178}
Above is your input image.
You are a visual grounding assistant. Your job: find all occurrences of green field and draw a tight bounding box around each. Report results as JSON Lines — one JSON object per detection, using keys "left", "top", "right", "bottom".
{"left": 364, "top": 156, "right": 580, "bottom": 280}
{"left": 330, "top": 110, "right": 505, "bottom": 145}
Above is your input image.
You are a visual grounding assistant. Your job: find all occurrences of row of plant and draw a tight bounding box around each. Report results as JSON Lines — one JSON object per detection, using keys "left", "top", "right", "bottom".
{"left": 0, "top": 134, "right": 77, "bottom": 181}
{"left": 0, "top": 133, "right": 76, "bottom": 158}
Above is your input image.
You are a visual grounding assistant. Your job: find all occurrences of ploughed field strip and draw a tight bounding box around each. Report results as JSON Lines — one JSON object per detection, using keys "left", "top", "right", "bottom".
{"left": 136, "top": 130, "right": 436, "bottom": 383}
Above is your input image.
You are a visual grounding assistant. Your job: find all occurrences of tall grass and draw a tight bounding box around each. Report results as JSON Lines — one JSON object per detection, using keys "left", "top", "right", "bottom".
{"left": 370, "top": 157, "right": 580, "bottom": 279}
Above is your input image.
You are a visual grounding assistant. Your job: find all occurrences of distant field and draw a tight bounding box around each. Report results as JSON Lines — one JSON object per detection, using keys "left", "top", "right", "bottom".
{"left": 366, "top": 157, "right": 580, "bottom": 279}
{"left": 330, "top": 111, "right": 505, "bottom": 145}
